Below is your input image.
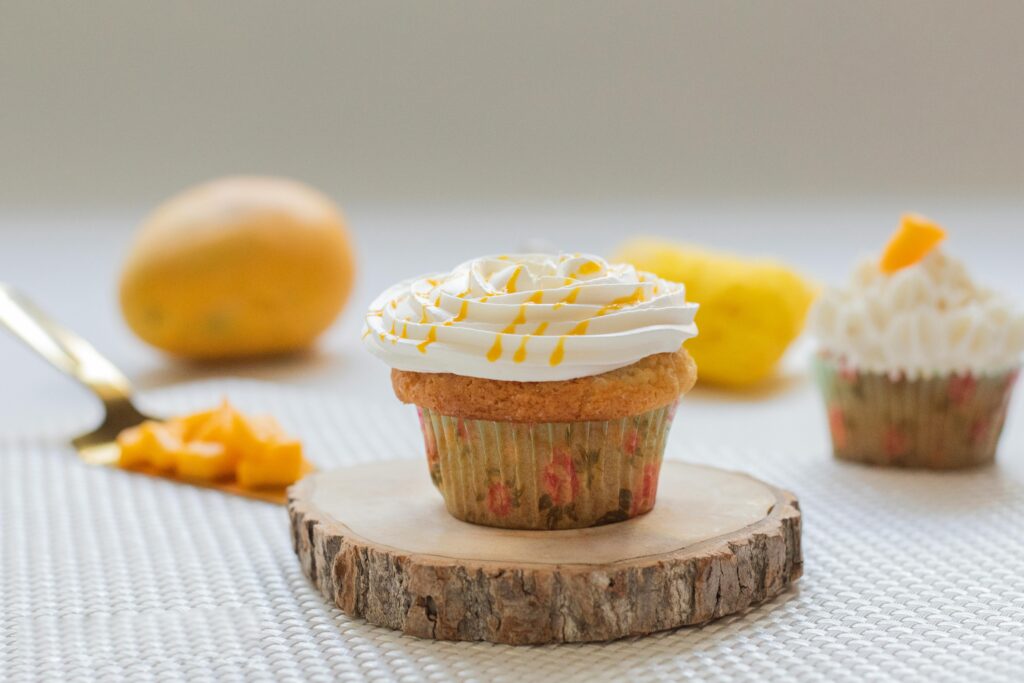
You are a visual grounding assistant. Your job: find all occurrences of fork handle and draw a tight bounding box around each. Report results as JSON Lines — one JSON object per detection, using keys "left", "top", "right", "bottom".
{"left": 0, "top": 283, "right": 134, "bottom": 402}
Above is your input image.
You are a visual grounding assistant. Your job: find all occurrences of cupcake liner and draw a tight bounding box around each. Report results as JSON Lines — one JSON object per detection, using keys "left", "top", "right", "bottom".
{"left": 814, "top": 355, "right": 1019, "bottom": 469}
{"left": 414, "top": 403, "right": 678, "bottom": 530}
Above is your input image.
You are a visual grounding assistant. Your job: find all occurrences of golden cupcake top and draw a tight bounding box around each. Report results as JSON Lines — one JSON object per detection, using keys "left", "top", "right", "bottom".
{"left": 363, "top": 253, "right": 698, "bottom": 381}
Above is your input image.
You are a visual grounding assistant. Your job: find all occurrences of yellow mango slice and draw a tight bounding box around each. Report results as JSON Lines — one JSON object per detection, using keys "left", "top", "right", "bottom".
{"left": 236, "top": 440, "right": 304, "bottom": 489}
{"left": 175, "top": 441, "right": 235, "bottom": 481}
{"left": 879, "top": 214, "right": 946, "bottom": 274}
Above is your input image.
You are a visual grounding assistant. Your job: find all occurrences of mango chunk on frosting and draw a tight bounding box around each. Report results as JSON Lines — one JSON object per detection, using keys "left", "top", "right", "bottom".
{"left": 116, "top": 400, "right": 307, "bottom": 489}
{"left": 879, "top": 214, "right": 947, "bottom": 274}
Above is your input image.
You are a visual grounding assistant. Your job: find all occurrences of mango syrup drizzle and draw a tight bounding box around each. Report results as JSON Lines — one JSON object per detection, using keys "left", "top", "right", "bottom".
{"left": 386, "top": 271, "right": 647, "bottom": 366}
{"left": 549, "top": 337, "right": 566, "bottom": 366}
{"left": 417, "top": 326, "right": 437, "bottom": 353}
{"left": 488, "top": 282, "right": 572, "bottom": 363}
{"left": 511, "top": 289, "right": 549, "bottom": 363}
{"left": 548, "top": 285, "right": 646, "bottom": 366}
{"left": 484, "top": 303, "right": 531, "bottom": 363}
{"left": 505, "top": 265, "right": 524, "bottom": 293}
{"left": 479, "top": 282, "right": 618, "bottom": 366}
{"left": 502, "top": 305, "right": 527, "bottom": 333}
{"left": 596, "top": 286, "right": 644, "bottom": 316}
{"left": 487, "top": 334, "right": 503, "bottom": 361}
{"left": 513, "top": 321, "right": 548, "bottom": 363}
{"left": 548, "top": 319, "right": 590, "bottom": 366}
{"left": 552, "top": 286, "right": 581, "bottom": 310}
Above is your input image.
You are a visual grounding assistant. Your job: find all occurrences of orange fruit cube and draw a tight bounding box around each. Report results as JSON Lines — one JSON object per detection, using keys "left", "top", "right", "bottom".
{"left": 236, "top": 439, "right": 304, "bottom": 489}
{"left": 116, "top": 425, "right": 150, "bottom": 468}
{"left": 230, "top": 412, "right": 285, "bottom": 458}
{"left": 879, "top": 214, "right": 947, "bottom": 274}
{"left": 191, "top": 402, "right": 238, "bottom": 443}
{"left": 171, "top": 407, "right": 220, "bottom": 440}
{"left": 117, "top": 420, "right": 182, "bottom": 470}
{"left": 116, "top": 399, "right": 309, "bottom": 488}
{"left": 145, "top": 421, "right": 184, "bottom": 470}
{"left": 175, "top": 441, "right": 235, "bottom": 481}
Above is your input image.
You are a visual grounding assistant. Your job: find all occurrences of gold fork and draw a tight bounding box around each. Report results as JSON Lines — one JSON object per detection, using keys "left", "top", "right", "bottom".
{"left": 0, "top": 282, "right": 304, "bottom": 504}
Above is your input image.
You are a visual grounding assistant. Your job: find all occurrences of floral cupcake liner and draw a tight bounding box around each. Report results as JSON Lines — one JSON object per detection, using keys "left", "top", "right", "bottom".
{"left": 814, "top": 354, "right": 1019, "bottom": 469}
{"left": 414, "top": 403, "right": 678, "bottom": 530}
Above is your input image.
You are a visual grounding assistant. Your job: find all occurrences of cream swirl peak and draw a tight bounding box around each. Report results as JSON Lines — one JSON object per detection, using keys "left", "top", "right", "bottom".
{"left": 811, "top": 249, "right": 1024, "bottom": 377}
{"left": 363, "top": 253, "right": 699, "bottom": 381}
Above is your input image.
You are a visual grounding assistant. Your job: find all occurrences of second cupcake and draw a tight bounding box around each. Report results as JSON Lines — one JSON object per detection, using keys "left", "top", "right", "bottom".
{"left": 363, "top": 253, "right": 699, "bottom": 529}
{"left": 810, "top": 215, "right": 1023, "bottom": 469}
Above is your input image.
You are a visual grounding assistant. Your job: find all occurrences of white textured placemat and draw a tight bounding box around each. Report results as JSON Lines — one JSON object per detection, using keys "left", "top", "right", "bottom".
{"left": 3, "top": 379, "right": 1024, "bottom": 682}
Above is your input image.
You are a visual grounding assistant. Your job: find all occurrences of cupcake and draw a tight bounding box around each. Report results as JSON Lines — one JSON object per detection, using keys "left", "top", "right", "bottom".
{"left": 810, "top": 214, "right": 1024, "bottom": 468}
{"left": 363, "top": 253, "right": 699, "bottom": 529}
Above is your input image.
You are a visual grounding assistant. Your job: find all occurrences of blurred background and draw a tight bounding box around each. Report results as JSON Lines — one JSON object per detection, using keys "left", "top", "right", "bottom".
{"left": 4, "top": 1, "right": 1024, "bottom": 205}
{"left": 2, "top": 1, "right": 1022, "bottom": 442}
{"left": 2, "top": 1, "right": 1024, "bottom": 204}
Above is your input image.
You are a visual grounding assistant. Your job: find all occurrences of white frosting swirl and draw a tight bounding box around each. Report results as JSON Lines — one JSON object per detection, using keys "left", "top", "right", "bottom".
{"left": 363, "top": 253, "right": 698, "bottom": 381}
{"left": 810, "top": 249, "right": 1024, "bottom": 377}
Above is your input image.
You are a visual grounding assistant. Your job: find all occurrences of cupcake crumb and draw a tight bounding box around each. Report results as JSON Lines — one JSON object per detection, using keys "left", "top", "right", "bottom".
{"left": 392, "top": 348, "right": 697, "bottom": 422}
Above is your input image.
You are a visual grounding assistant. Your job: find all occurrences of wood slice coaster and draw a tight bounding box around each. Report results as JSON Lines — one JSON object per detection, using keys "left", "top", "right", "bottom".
{"left": 289, "top": 460, "right": 802, "bottom": 645}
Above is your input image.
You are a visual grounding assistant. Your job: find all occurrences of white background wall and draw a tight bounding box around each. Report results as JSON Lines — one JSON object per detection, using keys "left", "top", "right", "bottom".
{"left": 3, "top": 1, "right": 1024, "bottom": 209}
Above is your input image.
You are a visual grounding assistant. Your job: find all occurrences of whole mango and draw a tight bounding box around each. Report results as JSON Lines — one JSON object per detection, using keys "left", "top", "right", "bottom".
{"left": 615, "top": 239, "right": 815, "bottom": 388}
{"left": 120, "top": 176, "right": 355, "bottom": 359}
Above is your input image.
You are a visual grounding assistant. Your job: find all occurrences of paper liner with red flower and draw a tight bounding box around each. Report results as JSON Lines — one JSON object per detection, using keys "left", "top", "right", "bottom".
{"left": 414, "top": 403, "right": 677, "bottom": 529}
{"left": 814, "top": 354, "right": 1019, "bottom": 469}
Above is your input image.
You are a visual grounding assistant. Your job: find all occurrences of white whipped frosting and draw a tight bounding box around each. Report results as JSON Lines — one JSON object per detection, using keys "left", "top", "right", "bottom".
{"left": 363, "top": 253, "right": 698, "bottom": 381}
{"left": 810, "top": 249, "right": 1024, "bottom": 377}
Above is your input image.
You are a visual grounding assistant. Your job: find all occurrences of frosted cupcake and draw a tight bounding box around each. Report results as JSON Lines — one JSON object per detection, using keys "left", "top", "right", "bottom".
{"left": 363, "top": 253, "right": 699, "bottom": 529}
{"left": 810, "top": 215, "right": 1023, "bottom": 468}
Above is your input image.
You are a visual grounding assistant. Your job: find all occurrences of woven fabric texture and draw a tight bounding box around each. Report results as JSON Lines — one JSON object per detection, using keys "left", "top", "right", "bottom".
{"left": 2, "top": 379, "right": 1023, "bottom": 682}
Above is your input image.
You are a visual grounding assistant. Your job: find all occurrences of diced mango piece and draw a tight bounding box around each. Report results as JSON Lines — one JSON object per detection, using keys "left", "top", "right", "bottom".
{"left": 879, "top": 214, "right": 947, "bottom": 274}
{"left": 175, "top": 441, "right": 235, "bottom": 481}
{"left": 172, "top": 407, "right": 221, "bottom": 440}
{"left": 191, "top": 401, "right": 238, "bottom": 444}
{"left": 115, "top": 399, "right": 310, "bottom": 489}
{"left": 116, "top": 425, "right": 150, "bottom": 468}
{"left": 230, "top": 412, "right": 285, "bottom": 458}
{"left": 236, "top": 440, "right": 304, "bottom": 489}
{"left": 117, "top": 420, "right": 182, "bottom": 470}
{"left": 145, "top": 421, "right": 184, "bottom": 470}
